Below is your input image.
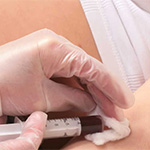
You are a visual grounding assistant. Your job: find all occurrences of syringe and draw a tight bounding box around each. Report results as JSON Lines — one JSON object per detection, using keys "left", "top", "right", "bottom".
{"left": 0, "top": 116, "right": 104, "bottom": 141}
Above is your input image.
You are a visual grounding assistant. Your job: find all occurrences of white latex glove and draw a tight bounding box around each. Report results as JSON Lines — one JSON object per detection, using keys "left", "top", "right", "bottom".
{"left": 0, "top": 111, "right": 47, "bottom": 150}
{"left": 0, "top": 29, "right": 134, "bottom": 121}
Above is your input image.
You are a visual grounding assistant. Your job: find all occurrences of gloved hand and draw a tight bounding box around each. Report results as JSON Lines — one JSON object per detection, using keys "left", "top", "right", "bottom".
{"left": 0, "top": 111, "right": 47, "bottom": 150}
{"left": 0, "top": 29, "right": 134, "bottom": 121}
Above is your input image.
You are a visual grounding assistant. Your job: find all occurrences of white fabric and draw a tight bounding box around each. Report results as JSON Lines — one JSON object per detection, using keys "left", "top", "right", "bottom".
{"left": 86, "top": 106, "right": 130, "bottom": 145}
{"left": 80, "top": 0, "right": 150, "bottom": 91}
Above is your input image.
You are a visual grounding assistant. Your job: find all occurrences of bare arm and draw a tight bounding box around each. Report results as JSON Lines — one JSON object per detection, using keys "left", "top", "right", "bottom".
{"left": 0, "top": 0, "right": 101, "bottom": 61}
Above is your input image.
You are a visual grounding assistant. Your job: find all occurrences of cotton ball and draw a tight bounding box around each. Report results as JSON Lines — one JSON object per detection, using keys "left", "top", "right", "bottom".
{"left": 85, "top": 106, "right": 131, "bottom": 145}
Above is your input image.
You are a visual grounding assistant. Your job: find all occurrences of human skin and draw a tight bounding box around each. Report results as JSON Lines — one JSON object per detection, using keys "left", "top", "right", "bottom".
{"left": 63, "top": 79, "right": 150, "bottom": 150}
{"left": 0, "top": 0, "right": 100, "bottom": 61}
{"left": 132, "top": 0, "right": 150, "bottom": 13}
{"left": 0, "top": 0, "right": 143, "bottom": 149}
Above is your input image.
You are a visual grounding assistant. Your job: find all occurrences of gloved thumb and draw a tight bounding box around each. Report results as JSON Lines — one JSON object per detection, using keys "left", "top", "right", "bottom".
{"left": 0, "top": 111, "right": 47, "bottom": 150}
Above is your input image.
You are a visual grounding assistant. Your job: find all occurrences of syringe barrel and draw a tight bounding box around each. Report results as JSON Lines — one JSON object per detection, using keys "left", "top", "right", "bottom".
{"left": 44, "top": 116, "right": 104, "bottom": 139}
{"left": 0, "top": 116, "right": 104, "bottom": 141}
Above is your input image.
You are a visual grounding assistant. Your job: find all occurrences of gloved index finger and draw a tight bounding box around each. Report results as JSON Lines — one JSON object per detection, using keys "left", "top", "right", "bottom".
{"left": 75, "top": 54, "right": 134, "bottom": 109}
{"left": 37, "top": 32, "right": 134, "bottom": 109}
{"left": 54, "top": 44, "right": 134, "bottom": 109}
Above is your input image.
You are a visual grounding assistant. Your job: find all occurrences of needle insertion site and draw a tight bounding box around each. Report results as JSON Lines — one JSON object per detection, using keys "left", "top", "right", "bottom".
{"left": 0, "top": 116, "right": 104, "bottom": 141}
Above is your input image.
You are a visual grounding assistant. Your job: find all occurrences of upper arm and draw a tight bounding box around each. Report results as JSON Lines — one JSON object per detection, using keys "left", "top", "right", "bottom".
{"left": 0, "top": 0, "right": 101, "bottom": 61}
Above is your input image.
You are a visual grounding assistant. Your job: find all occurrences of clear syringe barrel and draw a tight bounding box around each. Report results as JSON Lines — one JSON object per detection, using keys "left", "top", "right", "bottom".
{"left": 44, "top": 116, "right": 104, "bottom": 139}
{"left": 0, "top": 116, "right": 104, "bottom": 141}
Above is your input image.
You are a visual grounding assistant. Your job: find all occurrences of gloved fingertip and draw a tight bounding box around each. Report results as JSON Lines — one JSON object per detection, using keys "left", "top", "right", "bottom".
{"left": 120, "top": 92, "right": 135, "bottom": 109}
{"left": 126, "top": 93, "right": 135, "bottom": 108}
{"left": 101, "top": 105, "right": 125, "bottom": 121}
{"left": 17, "top": 112, "right": 47, "bottom": 150}
{"left": 116, "top": 110, "right": 125, "bottom": 121}
{"left": 117, "top": 79, "right": 135, "bottom": 109}
{"left": 23, "top": 111, "right": 47, "bottom": 131}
